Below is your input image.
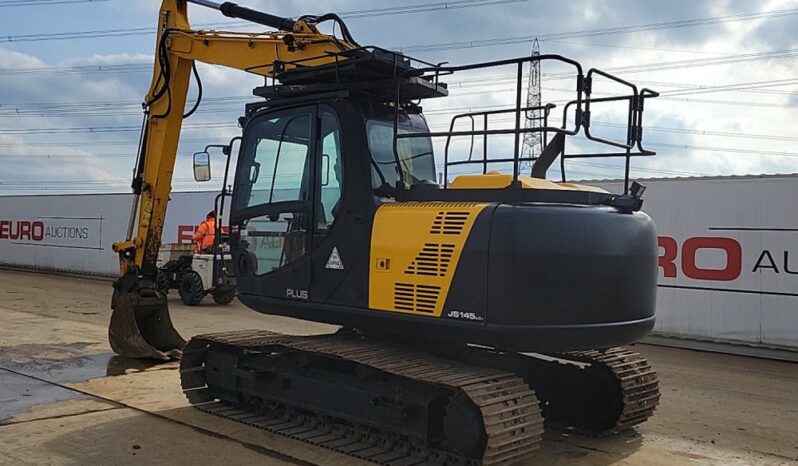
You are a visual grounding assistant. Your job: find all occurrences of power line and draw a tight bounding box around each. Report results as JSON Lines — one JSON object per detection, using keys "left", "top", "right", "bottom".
{"left": 5, "top": 136, "right": 798, "bottom": 160}
{"left": 0, "top": 0, "right": 526, "bottom": 42}
{"left": 567, "top": 161, "right": 709, "bottom": 177}
{"left": 0, "top": 156, "right": 191, "bottom": 162}
{"left": 6, "top": 73, "right": 798, "bottom": 109}
{"left": 2, "top": 148, "right": 794, "bottom": 192}
{"left": 4, "top": 73, "right": 798, "bottom": 142}
{"left": 4, "top": 91, "right": 798, "bottom": 137}
{"left": 0, "top": 63, "right": 152, "bottom": 76}
{"left": 2, "top": 44, "right": 797, "bottom": 80}
{"left": 0, "top": 136, "right": 223, "bottom": 148}
{"left": 647, "top": 142, "right": 798, "bottom": 158}
{"left": 400, "top": 8, "right": 798, "bottom": 53}
{"left": 0, "top": 0, "right": 111, "bottom": 7}
{"left": 0, "top": 121, "right": 238, "bottom": 135}
{"left": 441, "top": 88, "right": 798, "bottom": 109}
{"left": 0, "top": 177, "right": 198, "bottom": 185}
{"left": 542, "top": 38, "right": 733, "bottom": 56}
{"left": 591, "top": 122, "right": 798, "bottom": 143}
{"left": 330, "top": 0, "right": 528, "bottom": 19}
{"left": 593, "top": 49, "right": 798, "bottom": 75}
{"left": 4, "top": 74, "right": 797, "bottom": 118}
{"left": 2, "top": 5, "right": 794, "bottom": 53}
{"left": 660, "top": 96, "right": 798, "bottom": 109}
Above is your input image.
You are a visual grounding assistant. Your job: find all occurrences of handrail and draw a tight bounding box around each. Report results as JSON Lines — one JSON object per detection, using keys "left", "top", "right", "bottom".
{"left": 389, "top": 54, "right": 658, "bottom": 193}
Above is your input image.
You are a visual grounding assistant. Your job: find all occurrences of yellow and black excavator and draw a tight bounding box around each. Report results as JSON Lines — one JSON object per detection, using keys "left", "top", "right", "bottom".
{"left": 110, "top": 1, "right": 661, "bottom": 463}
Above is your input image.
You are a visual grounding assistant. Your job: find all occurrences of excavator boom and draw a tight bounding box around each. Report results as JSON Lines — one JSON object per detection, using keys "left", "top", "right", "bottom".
{"left": 109, "top": 0, "right": 356, "bottom": 359}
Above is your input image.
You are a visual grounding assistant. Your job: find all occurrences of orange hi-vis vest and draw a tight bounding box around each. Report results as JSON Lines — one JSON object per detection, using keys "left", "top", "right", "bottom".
{"left": 193, "top": 217, "right": 215, "bottom": 252}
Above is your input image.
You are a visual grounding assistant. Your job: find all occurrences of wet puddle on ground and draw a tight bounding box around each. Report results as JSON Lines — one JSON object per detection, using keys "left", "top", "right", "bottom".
{"left": 0, "top": 343, "right": 173, "bottom": 383}
{"left": 0, "top": 342, "right": 175, "bottom": 422}
{"left": 0, "top": 371, "right": 88, "bottom": 424}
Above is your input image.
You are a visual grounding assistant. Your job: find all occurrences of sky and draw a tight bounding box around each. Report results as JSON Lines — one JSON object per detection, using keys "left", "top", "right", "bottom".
{"left": 1, "top": 0, "right": 797, "bottom": 195}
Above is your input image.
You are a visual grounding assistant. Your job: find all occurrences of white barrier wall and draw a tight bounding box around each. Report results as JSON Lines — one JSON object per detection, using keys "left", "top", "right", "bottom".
{"left": 1, "top": 175, "right": 796, "bottom": 352}
{"left": 595, "top": 175, "right": 798, "bottom": 351}
{"left": 0, "top": 191, "right": 217, "bottom": 276}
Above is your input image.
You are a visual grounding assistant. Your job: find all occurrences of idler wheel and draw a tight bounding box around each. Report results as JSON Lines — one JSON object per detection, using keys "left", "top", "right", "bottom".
{"left": 442, "top": 392, "right": 486, "bottom": 457}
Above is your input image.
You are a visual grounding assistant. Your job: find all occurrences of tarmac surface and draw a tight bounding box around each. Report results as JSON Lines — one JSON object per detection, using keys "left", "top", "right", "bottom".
{"left": 0, "top": 269, "right": 796, "bottom": 465}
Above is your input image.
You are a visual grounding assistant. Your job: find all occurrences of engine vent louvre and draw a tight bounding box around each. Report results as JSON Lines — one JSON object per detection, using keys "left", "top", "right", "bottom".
{"left": 430, "top": 211, "right": 471, "bottom": 235}
{"left": 394, "top": 283, "right": 440, "bottom": 313}
{"left": 405, "top": 243, "right": 455, "bottom": 277}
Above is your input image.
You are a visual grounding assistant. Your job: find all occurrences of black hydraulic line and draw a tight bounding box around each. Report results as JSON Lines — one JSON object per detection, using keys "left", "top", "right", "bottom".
{"left": 148, "top": 28, "right": 175, "bottom": 119}
{"left": 183, "top": 61, "right": 203, "bottom": 119}
{"left": 131, "top": 114, "right": 148, "bottom": 194}
{"left": 299, "top": 13, "right": 361, "bottom": 47}
{"left": 151, "top": 87, "right": 172, "bottom": 119}
{"left": 145, "top": 29, "right": 172, "bottom": 109}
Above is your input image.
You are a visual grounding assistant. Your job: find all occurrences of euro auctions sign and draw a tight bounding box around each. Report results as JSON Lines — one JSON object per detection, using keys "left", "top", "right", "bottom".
{"left": 658, "top": 234, "right": 798, "bottom": 291}
{"left": 0, "top": 217, "right": 102, "bottom": 250}
{"left": 0, "top": 192, "right": 217, "bottom": 276}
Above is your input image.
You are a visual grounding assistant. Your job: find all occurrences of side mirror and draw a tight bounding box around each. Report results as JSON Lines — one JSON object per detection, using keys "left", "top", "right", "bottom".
{"left": 193, "top": 151, "right": 211, "bottom": 182}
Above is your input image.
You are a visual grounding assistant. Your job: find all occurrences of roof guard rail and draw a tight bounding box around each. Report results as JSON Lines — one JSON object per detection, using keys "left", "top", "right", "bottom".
{"left": 391, "top": 55, "right": 658, "bottom": 195}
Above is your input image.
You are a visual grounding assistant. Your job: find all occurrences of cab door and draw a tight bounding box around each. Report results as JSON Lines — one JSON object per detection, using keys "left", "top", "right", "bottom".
{"left": 230, "top": 106, "right": 316, "bottom": 303}
{"left": 308, "top": 105, "right": 353, "bottom": 304}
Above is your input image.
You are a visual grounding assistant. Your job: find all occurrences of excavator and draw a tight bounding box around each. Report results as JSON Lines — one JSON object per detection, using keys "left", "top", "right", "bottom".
{"left": 109, "top": 1, "right": 661, "bottom": 464}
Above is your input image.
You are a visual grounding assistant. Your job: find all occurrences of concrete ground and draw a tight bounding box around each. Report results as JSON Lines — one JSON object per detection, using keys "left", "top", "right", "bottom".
{"left": 0, "top": 269, "right": 796, "bottom": 466}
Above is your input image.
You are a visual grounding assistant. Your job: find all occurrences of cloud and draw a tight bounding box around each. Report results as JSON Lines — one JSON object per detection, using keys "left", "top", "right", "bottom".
{"left": 1, "top": 0, "right": 798, "bottom": 196}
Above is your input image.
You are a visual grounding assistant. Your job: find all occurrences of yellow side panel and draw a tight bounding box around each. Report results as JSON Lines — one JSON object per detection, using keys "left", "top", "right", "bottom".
{"left": 369, "top": 202, "right": 489, "bottom": 317}
{"left": 449, "top": 171, "right": 608, "bottom": 193}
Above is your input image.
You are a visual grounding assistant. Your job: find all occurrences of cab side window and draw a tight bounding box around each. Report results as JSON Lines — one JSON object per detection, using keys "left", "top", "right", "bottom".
{"left": 317, "top": 110, "right": 343, "bottom": 231}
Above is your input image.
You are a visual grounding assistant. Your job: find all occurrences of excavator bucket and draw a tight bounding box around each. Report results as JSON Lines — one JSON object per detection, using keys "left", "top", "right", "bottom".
{"left": 109, "top": 288, "right": 186, "bottom": 360}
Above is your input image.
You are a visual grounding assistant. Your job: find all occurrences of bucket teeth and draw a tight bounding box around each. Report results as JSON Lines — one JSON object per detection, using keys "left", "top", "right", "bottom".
{"left": 109, "top": 288, "right": 185, "bottom": 360}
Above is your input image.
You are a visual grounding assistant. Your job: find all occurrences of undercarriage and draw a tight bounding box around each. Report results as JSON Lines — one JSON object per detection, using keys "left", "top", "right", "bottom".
{"left": 180, "top": 330, "right": 659, "bottom": 465}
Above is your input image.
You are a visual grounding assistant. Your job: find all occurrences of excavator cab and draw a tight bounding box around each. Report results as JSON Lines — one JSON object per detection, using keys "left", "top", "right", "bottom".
{"left": 216, "top": 48, "right": 660, "bottom": 353}
{"left": 227, "top": 94, "right": 441, "bottom": 304}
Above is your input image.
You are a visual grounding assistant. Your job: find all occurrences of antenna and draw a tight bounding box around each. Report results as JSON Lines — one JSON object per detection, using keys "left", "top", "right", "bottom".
{"left": 521, "top": 39, "right": 543, "bottom": 171}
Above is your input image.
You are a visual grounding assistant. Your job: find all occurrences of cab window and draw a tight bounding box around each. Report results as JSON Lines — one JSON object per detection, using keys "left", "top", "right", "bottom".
{"left": 236, "top": 114, "right": 312, "bottom": 209}
{"left": 318, "top": 110, "right": 342, "bottom": 230}
{"left": 367, "top": 113, "right": 436, "bottom": 190}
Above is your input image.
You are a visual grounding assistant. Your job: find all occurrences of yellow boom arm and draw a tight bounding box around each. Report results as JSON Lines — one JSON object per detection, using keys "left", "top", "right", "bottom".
{"left": 112, "top": 0, "right": 352, "bottom": 276}
{"left": 108, "top": 0, "right": 354, "bottom": 359}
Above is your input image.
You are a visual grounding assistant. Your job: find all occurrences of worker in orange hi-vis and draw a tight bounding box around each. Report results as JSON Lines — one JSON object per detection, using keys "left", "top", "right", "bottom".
{"left": 193, "top": 210, "right": 216, "bottom": 253}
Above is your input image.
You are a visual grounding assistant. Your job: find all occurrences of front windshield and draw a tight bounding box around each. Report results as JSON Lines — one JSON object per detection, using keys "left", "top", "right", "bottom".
{"left": 367, "top": 113, "right": 436, "bottom": 189}
{"left": 234, "top": 111, "right": 312, "bottom": 210}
